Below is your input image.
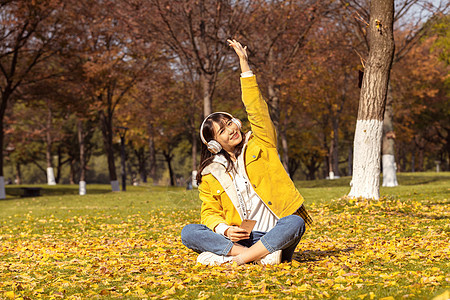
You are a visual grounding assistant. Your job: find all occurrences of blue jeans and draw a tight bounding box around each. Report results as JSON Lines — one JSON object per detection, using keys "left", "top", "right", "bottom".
{"left": 181, "top": 214, "right": 305, "bottom": 262}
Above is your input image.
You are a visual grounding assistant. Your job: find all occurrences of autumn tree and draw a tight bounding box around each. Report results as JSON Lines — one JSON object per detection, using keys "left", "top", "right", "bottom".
{"left": 61, "top": 0, "right": 156, "bottom": 191}
{"left": 146, "top": 0, "right": 252, "bottom": 117}
{"left": 241, "top": 0, "right": 333, "bottom": 174}
{"left": 290, "top": 11, "right": 360, "bottom": 180}
{"left": 391, "top": 28, "right": 449, "bottom": 172}
{"left": 61, "top": 40, "right": 106, "bottom": 193}
{"left": 115, "top": 64, "right": 177, "bottom": 185}
{"left": 347, "top": 0, "right": 395, "bottom": 199}
{"left": 5, "top": 64, "right": 93, "bottom": 186}
{"left": 0, "top": 0, "right": 67, "bottom": 198}
{"left": 117, "top": 59, "right": 193, "bottom": 186}
{"left": 16, "top": 64, "right": 74, "bottom": 185}
{"left": 4, "top": 102, "right": 46, "bottom": 184}
{"left": 341, "top": 0, "right": 448, "bottom": 187}
{"left": 124, "top": 0, "right": 253, "bottom": 183}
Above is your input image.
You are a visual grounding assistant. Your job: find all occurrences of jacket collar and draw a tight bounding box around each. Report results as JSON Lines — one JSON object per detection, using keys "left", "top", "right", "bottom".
{"left": 212, "top": 154, "right": 228, "bottom": 168}
{"left": 201, "top": 159, "right": 243, "bottom": 220}
{"left": 201, "top": 131, "right": 252, "bottom": 176}
{"left": 199, "top": 131, "right": 252, "bottom": 221}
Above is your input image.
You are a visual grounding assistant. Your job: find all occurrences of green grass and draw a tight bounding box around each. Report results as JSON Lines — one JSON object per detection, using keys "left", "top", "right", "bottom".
{"left": 0, "top": 172, "right": 449, "bottom": 299}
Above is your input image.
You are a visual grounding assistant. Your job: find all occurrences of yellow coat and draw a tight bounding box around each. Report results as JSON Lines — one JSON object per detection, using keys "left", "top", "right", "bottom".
{"left": 199, "top": 75, "right": 305, "bottom": 231}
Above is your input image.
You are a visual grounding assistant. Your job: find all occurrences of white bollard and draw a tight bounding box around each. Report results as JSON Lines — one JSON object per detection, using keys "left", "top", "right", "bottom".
{"left": 47, "top": 168, "right": 56, "bottom": 185}
{"left": 79, "top": 181, "right": 86, "bottom": 195}
{"left": 111, "top": 180, "right": 120, "bottom": 192}
{"left": 0, "top": 176, "right": 5, "bottom": 199}
{"left": 192, "top": 170, "right": 198, "bottom": 188}
{"left": 435, "top": 161, "right": 441, "bottom": 173}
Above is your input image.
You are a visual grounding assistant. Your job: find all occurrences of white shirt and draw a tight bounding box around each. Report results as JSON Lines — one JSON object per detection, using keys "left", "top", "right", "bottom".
{"left": 214, "top": 154, "right": 278, "bottom": 236}
{"left": 233, "top": 156, "right": 278, "bottom": 232}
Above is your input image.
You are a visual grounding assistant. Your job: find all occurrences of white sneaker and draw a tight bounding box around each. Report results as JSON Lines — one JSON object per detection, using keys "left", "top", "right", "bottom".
{"left": 257, "top": 250, "right": 282, "bottom": 265}
{"left": 197, "top": 252, "right": 233, "bottom": 266}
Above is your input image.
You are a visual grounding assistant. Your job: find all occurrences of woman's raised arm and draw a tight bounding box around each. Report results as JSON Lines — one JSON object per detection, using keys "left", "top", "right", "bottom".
{"left": 227, "top": 39, "right": 250, "bottom": 74}
{"left": 227, "top": 39, "right": 277, "bottom": 148}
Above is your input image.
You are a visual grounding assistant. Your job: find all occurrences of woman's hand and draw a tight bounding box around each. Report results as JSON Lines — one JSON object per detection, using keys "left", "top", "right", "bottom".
{"left": 227, "top": 39, "right": 248, "bottom": 61}
{"left": 227, "top": 39, "right": 251, "bottom": 73}
{"left": 225, "top": 226, "right": 250, "bottom": 242}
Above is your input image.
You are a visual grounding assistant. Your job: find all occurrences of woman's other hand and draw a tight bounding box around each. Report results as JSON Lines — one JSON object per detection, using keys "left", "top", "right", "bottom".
{"left": 225, "top": 226, "right": 250, "bottom": 242}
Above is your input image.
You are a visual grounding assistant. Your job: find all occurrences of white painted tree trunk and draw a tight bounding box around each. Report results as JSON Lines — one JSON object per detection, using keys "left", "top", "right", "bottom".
{"left": 192, "top": 170, "right": 198, "bottom": 188}
{"left": 47, "top": 167, "right": 56, "bottom": 185}
{"left": 111, "top": 180, "right": 120, "bottom": 192}
{"left": 381, "top": 84, "right": 398, "bottom": 187}
{"left": 435, "top": 161, "right": 441, "bottom": 172}
{"left": 348, "top": 120, "right": 383, "bottom": 199}
{"left": 382, "top": 154, "right": 398, "bottom": 187}
{"left": 348, "top": 0, "right": 394, "bottom": 200}
{"left": 79, "top": 181, "right": 87, "bottom": 195}
{"left": 0, "top": 176, "right": 5, "bottom": 199}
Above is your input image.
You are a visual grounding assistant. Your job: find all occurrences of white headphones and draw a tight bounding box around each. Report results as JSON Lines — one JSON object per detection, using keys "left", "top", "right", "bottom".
{"left": 200, "top": 112, "right": 242, "bottom": 154}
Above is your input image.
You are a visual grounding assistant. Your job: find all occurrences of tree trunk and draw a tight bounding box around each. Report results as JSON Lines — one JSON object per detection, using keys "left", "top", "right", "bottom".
{"left": 304, "top": 159, "right": 313, "bottom": 180}
{"left": 381, "top": 83, "right": 398, "bottom": 186}
{"left": 135, "top": 147, "right": 147, "bottom": 184}
{"left": 148, "top": 124, "right": 157, "bottom": 184}
{"left": 323, "top": 156, "right": 329, "bottom": 179}
{"left": 288, "top": 158, "right": 299, "bottom": 179}
{"left": 201, "top": 72, "right": 214, "bottom": 117}
{"left": 15, "top": 162, "right": 22, "bottom": 185}
{"left": 348, "top": 144, "right": 353, "bottom": 176}
{"left": 55, "top": 146, "right": 62, "bottom": 184}
{"left": 348, "top": 0, "right": 395, "bottom": 200}
{"left": 280, "top": 123, "right": 289, "bottom": 176}
{"left": 307, "top": 164, "right": 318, "bottom": 180}
{"left": 266, "top": 48, "right": 290, "bottom": 173}
{"left": 329, "top": 117, "right": 340, "bottom": 179}
{"left": 46, "top": 106, "right": 56, "bottom": 185}
{"left": 69, "top": 157, "right": 76, "bottom": 185}
{"left": 192, "top": 132, "right": 197, "bottom": 169}
{"left": 328, "top": 150, "right": 334, "bottom": 179}
{"left": 99, "top": 110, "right": 119, "bottom": 191}
{"left": 414, "top": 136, "right": 425, "bottom": 172}
{"left": 323, "top": 135, "right": 329, "bottom": 179}
{"left": 267, "top": 81, "right": 280, "bottom": 129}
{"left": 77, "top": 119, "right": 87, "bottom": 195}
{"left": 399, "top": 147, "right": 406, "bottom": 172}
{"left": 418, "top": 148, "right": 424, "bottom": 172}
{"left": 120, "top": 135, "right": 126, "bottom": 192}
{"left": 163, "top": 151, "right": 175, "bottom": 186}
{"left": 267, "top": 77, "right": 290, "bottom": 173}
{"left": 0, "top": 95, "right": 6, "bottom": 198}
{"left": 192, "top": 128, "right": 198, "bottom": 187}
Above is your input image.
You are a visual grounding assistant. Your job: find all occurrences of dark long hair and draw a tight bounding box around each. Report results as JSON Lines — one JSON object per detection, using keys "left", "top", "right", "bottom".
{"left": 196, "top": 113, "right": 244, "bottom": 184}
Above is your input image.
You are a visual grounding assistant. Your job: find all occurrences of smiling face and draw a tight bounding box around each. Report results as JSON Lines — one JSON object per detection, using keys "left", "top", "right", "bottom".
{"left": 212, "top": 118, "right": 243, "bottom": 154}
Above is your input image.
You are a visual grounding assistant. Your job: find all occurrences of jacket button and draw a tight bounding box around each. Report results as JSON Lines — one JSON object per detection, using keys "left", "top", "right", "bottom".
{"left": 252, "top": 155, "right": 256, "bottom": 158}
{"left": 217, "top": 190, "right": 221, "bottom": 194}
{"left": 268, "top": 201, "right": 272, "bottom": 205}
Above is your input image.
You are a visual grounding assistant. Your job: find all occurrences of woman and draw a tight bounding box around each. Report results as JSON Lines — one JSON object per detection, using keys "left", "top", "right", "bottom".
{"left": 181, "top": 39, "right": 312, "bottom": 266}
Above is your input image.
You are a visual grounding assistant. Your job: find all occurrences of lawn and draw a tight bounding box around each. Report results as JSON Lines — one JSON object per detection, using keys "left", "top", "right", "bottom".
{"left": 0, "top": 172, "right": 449, "bottom": 299}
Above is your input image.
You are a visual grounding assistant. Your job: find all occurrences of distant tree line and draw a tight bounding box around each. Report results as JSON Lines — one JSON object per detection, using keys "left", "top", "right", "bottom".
{"left": 0, "top": 0, "right": 448, "bottom": 191}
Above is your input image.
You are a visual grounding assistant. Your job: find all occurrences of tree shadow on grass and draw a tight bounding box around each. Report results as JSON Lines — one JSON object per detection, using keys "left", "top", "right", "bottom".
{"left": 4, "top": 186, "right": 113, "bottom": 199}
{"left": 293, "top": 247, "right": 356, "bottom": 263}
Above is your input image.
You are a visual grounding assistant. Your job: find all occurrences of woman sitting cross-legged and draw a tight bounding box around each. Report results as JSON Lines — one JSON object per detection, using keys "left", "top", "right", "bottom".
{"left": 181, "top": 39, "right": 312, "bottom": 266}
